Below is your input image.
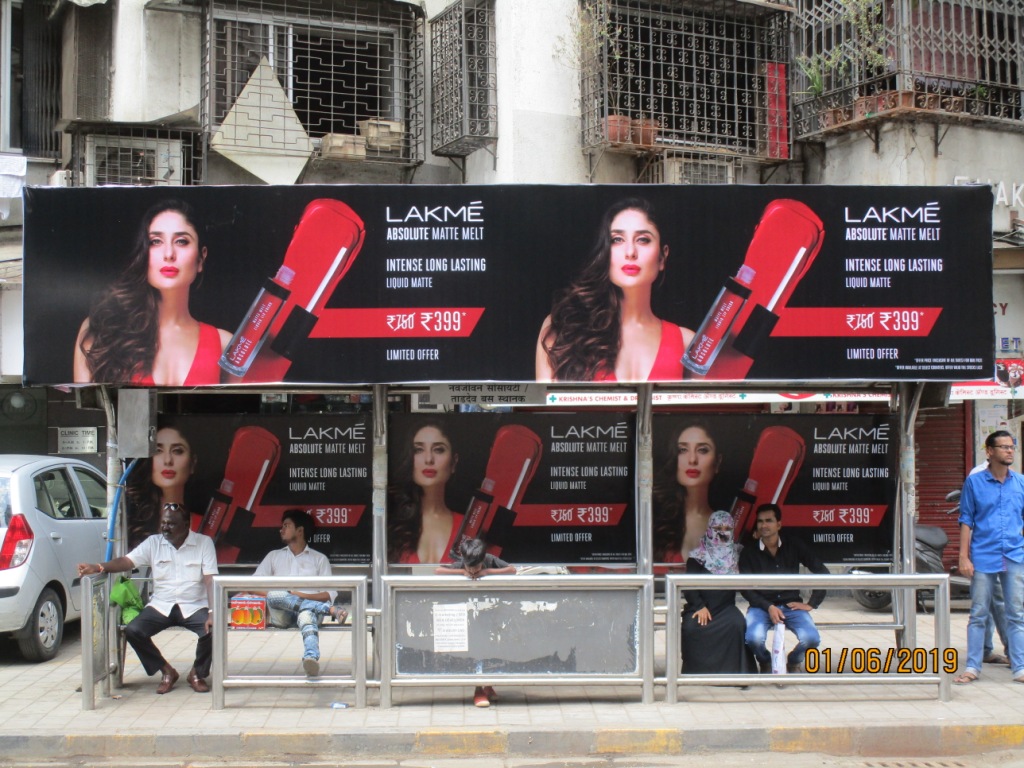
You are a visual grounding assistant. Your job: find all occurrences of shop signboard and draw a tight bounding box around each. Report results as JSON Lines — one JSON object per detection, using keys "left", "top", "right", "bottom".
{"left": 387, "top": 413, "right": 636, "bottom": 565}
{"left": 23, "top": 185, "right": 993, "bottom": 386}
{"left": 652, "top": 413, "right": 898, "bottom": 565}
{"left": 127, "top": 414, "right": 372, "bottom": 565}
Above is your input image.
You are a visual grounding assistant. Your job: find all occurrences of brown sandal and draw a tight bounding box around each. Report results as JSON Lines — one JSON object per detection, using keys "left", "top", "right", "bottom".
{"left": 954, "top": 671, "right": 979, "bottom": 684}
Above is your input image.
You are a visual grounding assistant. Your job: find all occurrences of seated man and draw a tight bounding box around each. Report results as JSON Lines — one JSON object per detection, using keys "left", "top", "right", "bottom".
{"left": 77, "top": 502, "right": 217, "bottom": 694}
{"left": 436, "top": 538, "right": 515, "bottom": 707}
{"left": 252, "top": 509, "right": 345, "bottom": 677}
{"left": 739, "top": 503, "right": 829, "bottom": 674}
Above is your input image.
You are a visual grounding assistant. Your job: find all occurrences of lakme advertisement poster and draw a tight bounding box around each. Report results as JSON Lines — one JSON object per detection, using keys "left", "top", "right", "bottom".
{"left": 129, "top": 414, "right": 373, "bottom": 566}
{"left": 652, "top": 414, "right": 897, "bottom": 565}
{"left": 387, "top": 413, "right": 636, "bottom": 565}
{"left": 23, "top": 184, "right": 992, "bottom": 386}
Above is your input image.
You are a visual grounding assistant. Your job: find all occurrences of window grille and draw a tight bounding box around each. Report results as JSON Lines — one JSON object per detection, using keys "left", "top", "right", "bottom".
{"left": 430, "top": 0, "right": 498, "bottom": 158}
{"left": 1, "top": 0, "right": 61, "bottom": 158}
{"left": 204, "top": 0, "right": 424, "bottom": 165}
{"left": 580, "top": 0, "right": 791, "bottom": 162}
{"left": 640, "top": 151, "right": 739, "bottom": 183}
{"left": 70, "top": 127, "right": 204, "bottom": 187}
{"left": 793, "top": 0, "right": 1024, "bottom": 139}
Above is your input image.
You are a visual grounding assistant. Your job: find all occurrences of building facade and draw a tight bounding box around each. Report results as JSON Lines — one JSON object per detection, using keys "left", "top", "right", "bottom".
{"left": 1, "top": 0, "right": 1022, "bottom": 517}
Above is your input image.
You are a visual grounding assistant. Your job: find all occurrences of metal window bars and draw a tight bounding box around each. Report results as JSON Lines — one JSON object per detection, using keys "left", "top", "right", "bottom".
{"left": 792, "top": 0, "right": 1024, "bottom": 139}
{"left": 579, "top": 0, "right": 792, "bottom": 163}
{"left": 430, "top": 0, "right": 498, "bottom": 158}
{"left": 202, "top": 0, "right": 424, "bottom": 166}
{"left": 69, "top": 126, "right": 204, "bottom": 187}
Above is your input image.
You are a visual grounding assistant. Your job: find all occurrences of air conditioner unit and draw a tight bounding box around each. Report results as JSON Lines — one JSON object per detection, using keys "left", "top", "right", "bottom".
{"left": 85, "top": 136, "right": 183, "bottom": 187}
{"left": 660, "top": 156, "right": 736, "bottom": 185}
{"left": 411, "top": 393, "right": 445, "bottom": 412}
{"left": 47, "top": 170, "right": 77, "bottom": 187}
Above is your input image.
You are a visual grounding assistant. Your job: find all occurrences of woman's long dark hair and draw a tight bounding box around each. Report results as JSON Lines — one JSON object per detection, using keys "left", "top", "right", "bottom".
{"left": 542, "top": 197, "right": 666, "bottom": 381}
{"left": 81, "top": 199, "right": 205, "bottom": 382}
{"left": 124, "top": 418, "right": 194, "bottom": 550}
{"left": 386, "top": 417, "right": 457, "bottom": 562}
{"left": 652, "top": 419, "right": 718, "bottom": 562}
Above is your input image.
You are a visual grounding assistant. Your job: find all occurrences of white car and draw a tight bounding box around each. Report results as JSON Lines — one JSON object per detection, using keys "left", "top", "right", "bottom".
{"left": 0, "top": 455, "right": 109, "bottom": 661}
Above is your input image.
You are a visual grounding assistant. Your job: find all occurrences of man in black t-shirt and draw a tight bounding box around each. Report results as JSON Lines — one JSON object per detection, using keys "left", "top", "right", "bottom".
{"left": 739, "top": 503, "right": 829, "bottom": 673}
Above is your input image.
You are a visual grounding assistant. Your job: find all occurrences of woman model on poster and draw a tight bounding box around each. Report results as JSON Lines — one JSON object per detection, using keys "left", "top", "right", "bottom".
{"left": 125, "top": 421, "right": 199, "bottom": 549}
{"left": 73, "top": 199, "right": 231, "bottom": 386}
{"left": 387, "top": 419, "right": 464, "bottom": 564}
{"left": 681, "top": 510, "right": 754, "bottom": 674}
{"left": 535, "top": 197, "right": 693, "bottom": 382}
{"left": 653, "top": 420, "right": 722, "bottom": 563}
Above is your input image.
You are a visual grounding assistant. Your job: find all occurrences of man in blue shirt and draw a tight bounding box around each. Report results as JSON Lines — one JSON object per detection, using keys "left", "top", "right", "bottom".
{"left": 956, "top": 430, "right": 1024, "bottom": 684}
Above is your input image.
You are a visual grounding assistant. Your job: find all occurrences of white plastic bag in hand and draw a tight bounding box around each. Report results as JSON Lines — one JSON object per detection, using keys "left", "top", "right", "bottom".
{"left": 771, "top": 620, "right": 787, "bottom": 674}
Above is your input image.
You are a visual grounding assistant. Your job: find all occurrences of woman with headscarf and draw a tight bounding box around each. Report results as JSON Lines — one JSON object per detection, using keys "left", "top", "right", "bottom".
{"left": 681, "top": 510, "right": 754, "bottom": 674}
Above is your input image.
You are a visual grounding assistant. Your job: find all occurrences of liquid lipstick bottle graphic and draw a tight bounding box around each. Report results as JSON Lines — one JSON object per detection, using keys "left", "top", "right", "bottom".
{"left": 199, "top": 478, "right": 235, "bottom": 536}
{"left": 219, "top": 266, "right": 295, "bottom": 377}
{"left": 683, "top": 264, "right": 756, "bottom": 375}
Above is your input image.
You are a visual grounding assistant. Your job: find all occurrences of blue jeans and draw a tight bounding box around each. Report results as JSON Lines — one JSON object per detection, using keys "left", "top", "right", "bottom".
{"left": 984, "top": 579, "right": 1008, "bottom": 658}
{"left": 966, "top": 561, "right": 1024, "bottom": 676}
{"left": 745, "top": 605, "right": 821, "bottom": 669}
{"left": 265, "top": 591, "right": 332, "bottom": 661}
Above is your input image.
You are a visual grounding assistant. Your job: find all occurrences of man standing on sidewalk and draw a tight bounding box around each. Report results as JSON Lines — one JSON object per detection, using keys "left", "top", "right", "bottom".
{"left": 955, "top": 430, "right": 1024, "bottom": 684}
{"left": 968, "top": 460, "right": 1011, "bottom": 666}
{"left": 740, "top": 503, "right": 829, "bottom": 674}
{"left": 252, "top": 509, "right": 345, "bottom": 677}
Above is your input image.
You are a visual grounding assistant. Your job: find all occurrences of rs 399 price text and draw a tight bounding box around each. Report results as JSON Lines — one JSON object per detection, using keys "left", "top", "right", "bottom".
{"left": 805, "top": 647, "right": 957, "bottom": 674}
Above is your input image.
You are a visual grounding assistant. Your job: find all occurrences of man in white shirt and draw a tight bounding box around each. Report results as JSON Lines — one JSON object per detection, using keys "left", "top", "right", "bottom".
{"left": 77, "top": 503, "right": 218, "bottom": 694}
{"left": 252, "top": 509, "right": 344, "bottom": 677}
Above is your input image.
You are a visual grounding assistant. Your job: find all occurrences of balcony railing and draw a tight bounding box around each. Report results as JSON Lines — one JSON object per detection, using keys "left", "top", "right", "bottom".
{"left": 793, "top": 0, "right": 1024, "bottom": 138}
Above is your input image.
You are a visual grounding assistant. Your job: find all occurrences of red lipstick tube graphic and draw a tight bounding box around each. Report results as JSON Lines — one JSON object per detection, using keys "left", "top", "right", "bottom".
{"left": 199, "top": 426, "right": 281, "bottom": 563}
{"left": 688, "top": 200, "right": 824, "bottom": 380}
{"left": 732, "top": 426, "right": 806, "bottom": 540}
{"left": 231, "top": 199, "right": 365, "bottom": 383}
{"left": 451, "top": 425, "right": 543, "bottom": 558}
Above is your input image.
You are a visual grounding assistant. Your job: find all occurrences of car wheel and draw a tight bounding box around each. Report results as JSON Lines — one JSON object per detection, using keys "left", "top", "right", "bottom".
{"left": 17, "top": 587, "right": 64, "bottom": 662}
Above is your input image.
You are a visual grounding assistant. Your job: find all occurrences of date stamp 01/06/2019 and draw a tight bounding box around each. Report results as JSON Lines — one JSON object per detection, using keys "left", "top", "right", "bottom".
{"left": 805, "top": 647, "right": 959, "bottom": 674}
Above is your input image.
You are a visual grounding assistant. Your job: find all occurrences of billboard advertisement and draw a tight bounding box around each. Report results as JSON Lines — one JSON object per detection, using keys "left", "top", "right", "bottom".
{"left": 24, "top": 184, "right": 992, "bottom": 386}
{"left": 387, "top": 412, "right": 636, "bottom": 565}
{"left": 128, "top": 414, "right": 373, "bottom": 565}
{"left": 652, "top": 413, "right": 897, "bottom": 565}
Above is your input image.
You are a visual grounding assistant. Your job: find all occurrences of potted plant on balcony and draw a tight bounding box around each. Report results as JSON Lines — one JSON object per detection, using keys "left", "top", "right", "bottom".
{"left": 630, "top": 113, "right": 659, "bottom": 147}
{"left": 797, "top": 0, "right": 892, "bottom": 128}
{"left": 796, "top": 54, "right": 849, "bottom": 130}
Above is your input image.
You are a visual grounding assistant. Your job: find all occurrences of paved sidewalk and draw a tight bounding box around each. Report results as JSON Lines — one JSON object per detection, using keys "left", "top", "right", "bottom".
{"left": 1, "top": 596, "right": 1022, "bottom": 763}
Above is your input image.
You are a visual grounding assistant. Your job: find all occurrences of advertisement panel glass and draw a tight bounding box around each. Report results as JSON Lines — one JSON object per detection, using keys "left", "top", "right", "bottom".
{"left": 387, "top": 413, "right": 637, "bottom": 565}
{"left": 127, "top": 414, "right": 373, "bottom": 565}
{"left": 652, "top": 413, "right": 897, "bottom": 565}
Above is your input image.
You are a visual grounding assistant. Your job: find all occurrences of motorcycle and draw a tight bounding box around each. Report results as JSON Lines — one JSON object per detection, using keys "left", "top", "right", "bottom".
{"left": 851, "top": 489, "right": 972, "bottom": 611}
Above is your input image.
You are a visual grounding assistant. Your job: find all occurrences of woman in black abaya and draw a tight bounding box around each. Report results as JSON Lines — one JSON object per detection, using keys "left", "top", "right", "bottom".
{"left": 681, "top": 509, "right": 755, "bottom": 674}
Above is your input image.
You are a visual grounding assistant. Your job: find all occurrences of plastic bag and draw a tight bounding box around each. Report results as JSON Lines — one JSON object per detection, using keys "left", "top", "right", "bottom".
{"left": 109, "top": 576, "right": 144, "bottom": 624}
{"left": 771, "top": 620, "right": 787, "bottom": 674}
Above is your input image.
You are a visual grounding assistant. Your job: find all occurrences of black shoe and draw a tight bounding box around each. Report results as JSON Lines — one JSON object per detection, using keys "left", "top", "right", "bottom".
{"left": 786, "top": 661, "right": 805, "bottom": 674}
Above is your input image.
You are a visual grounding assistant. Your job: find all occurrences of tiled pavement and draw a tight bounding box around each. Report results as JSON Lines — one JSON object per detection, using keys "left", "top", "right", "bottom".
{"left": 1, "top": 596, "right": 1022, "bottom": 763}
